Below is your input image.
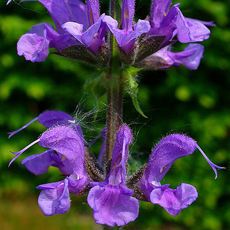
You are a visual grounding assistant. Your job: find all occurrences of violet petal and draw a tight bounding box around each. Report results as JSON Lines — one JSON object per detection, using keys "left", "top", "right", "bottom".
{"left": 150, "top": 183, "right": 198, "bottom": 216}
{"left": 167, "top": 43, "right": 204, "bottom": 70}
{"left": 87, "top": 184, "right": 139, "bottom": 227}
{"left": 21, "top": 0, "right": 88, "bottom": 31}
{"left": 176, "top": 8, "right": 210, "bottom": 43}
{"left": 21, "top": 150, "right": 54, "bottom": 175}
{"left": 86, "top": 0, "right": 100, "bottom": 26}
{"left": 37, "top": 178, "right": 70, "bottom": 215}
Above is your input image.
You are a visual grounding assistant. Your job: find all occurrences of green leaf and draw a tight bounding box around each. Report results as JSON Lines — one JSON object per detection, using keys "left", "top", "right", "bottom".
{"left": 123, "top": 67, "right": 147, "bottom": 118}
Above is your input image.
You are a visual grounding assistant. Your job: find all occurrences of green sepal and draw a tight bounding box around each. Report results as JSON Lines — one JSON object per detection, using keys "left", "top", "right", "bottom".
{"left": 135, "top": 35, "right": 166, "bottom": 63}
{"left": 122, "top": 67, "right": 147, "bottom": 118}
{"left": 54, "top": 45, "right": 108, "bottom": 67}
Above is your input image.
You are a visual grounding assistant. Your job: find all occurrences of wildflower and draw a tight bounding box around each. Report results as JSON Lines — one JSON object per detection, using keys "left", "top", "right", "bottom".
{"left": 134, "top": 0, "right": 213, "bottom": 69}
{"left": 36, "top": 125, "right": 90, "bottom": 215}
{"left": 148, "top": 1, "right": 211, "bottom": 43}
{"left": 8, "top": 110, "right": 83, "bottom": 165}
{"left": 87, "top": 124, "right": 139, "bottom": 227}
{"left": 136, "top": 43, "right": 204, "bottom": 70}
{"left": 7, "top": 0, "right": 223, "bottom": 227}
{"left": 8, "top": 110, "right": 224, "bottom": 225}
{"left": 106, "top": 0, "right": 151, "bottom": 54}
{"left": 112, "top": 0, "right": 213, "bottom": 69}
{"left": 133, "top": 134, "right": 225, "bottom": 215}
{"left": 10, "top": 0, "right": 115, "bottom": 63}
{"left": 8, "top": 0, "right": 214, "bottom": 70}
{"left": 8, "top": 111, "right": 90, "bottom": 215}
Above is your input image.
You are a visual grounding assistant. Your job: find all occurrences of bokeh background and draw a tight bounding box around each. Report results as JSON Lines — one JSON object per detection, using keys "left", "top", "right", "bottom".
{"left": 1, "top": 0, "right": 230, "bottom": 229}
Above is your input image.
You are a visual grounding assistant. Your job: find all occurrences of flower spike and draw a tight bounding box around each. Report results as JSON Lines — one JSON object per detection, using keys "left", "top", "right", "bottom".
{"left": 87, "top": 124, "right": 139, "bottom": 227}
{"left": 136, "top": 134, "right": 224, "bottom": 216}
{"left": 7, "top": 0, "right": 222, "bottom": 226}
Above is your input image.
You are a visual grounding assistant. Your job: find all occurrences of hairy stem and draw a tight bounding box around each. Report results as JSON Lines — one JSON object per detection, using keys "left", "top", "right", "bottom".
{"left": 105, "top": 0, "right": 123, "bottom": 170}
{"left": 105, "top": 74, "right": 123, "bottom": 166}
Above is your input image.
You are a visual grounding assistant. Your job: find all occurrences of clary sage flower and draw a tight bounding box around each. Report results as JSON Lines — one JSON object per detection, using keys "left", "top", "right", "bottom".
{"left": 7, "top": 0, "right": 223, "bottom": 228}
{"left": 7, "top": 0, "right": 213, "bottom": 70}
{"left": 8, "top": 110, "right": 224, "bottom": 227}
{"left": 7, "top": 0, "right": 116, "bottom": 64}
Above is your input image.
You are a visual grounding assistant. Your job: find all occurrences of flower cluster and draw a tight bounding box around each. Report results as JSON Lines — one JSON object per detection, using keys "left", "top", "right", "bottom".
{"left": 8, "top": 0, "right": 214, "bottom": 70}
{"left": 7, "top": 0, "right": 223, "bottom": 228}
{"left": 9, "top": 110, "right": 224, "bottom": 227}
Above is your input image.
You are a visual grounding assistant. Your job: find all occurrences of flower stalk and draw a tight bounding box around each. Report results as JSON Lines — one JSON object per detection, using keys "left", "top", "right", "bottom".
{"left": 6, "top": 0, "right": 224, "bottom": 228}
{"left": 105, "top": 0, "right": 123, "bottom": 166}
{"left": 105, "top": 57, "right": 123, "bottom": 167}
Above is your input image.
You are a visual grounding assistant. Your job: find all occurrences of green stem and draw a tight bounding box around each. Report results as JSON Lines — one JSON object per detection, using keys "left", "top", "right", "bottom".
{"left": 105, "top": 0, "right": 123, "bottom": 166}
{"left": 105, "top": 74, "right": 123, "bottom": 165}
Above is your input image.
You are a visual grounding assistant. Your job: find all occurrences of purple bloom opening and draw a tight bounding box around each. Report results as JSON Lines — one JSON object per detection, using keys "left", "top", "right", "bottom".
{"left": 107, "top": 0, "right": 150, "bottom": 54}
{"left": 87, "top": 124, "right": 139, "bottom": 227}
{"left": 8, "top": 108, "right": 224, "bottom": 225}
{"left": 14, "top": 0, "right": 115, "bottom": 61}
{"left": 137, "top": 134, "right": 224, "bottom": 215}
{"left": 37, "top": 178, "right": 70, "bottom": 215}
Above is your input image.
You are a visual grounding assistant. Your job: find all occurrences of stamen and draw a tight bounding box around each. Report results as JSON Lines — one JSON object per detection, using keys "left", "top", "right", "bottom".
{"left": 8, "top": 117, "right": 38, "bottom": 138}
{"left": 196, "top": 144, "right": 225, "bottom": 179}
{"left": 8, "top": 139, "right": 40, "bottom": 167}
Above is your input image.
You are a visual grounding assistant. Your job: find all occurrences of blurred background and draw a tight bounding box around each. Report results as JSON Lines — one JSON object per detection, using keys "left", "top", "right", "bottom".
{"left": 1, "top": 0, "right": 230, "bottom": 229}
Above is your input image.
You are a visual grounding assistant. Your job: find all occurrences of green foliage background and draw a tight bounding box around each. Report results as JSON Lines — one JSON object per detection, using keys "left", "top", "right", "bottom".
{"left": 0, "top": 0, "right": 230, "bottom": 229}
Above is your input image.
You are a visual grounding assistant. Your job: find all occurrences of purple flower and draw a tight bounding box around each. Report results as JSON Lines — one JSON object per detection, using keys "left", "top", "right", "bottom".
{"left": 37, "top": 178, "right": 70, "bottom": 215}
{"left": 104, "top": 0, "right": 214, "bottom": 70}
{"left": 8, "top": 110, "right": 83, "bottom": 165}
{"left": 87, "top": 124, "right": 139, "bottom": 227}
{"left": 137, "top": 43, "right": 204, "bottom": 70}
{"left": 9, "top": 117, "right": 90, "bottom": 215}
{"left": 106, "top": 0, "right": 150, "bottom": 53}
{"left": 149, "top": 1, "right": 211, "bottom": 43}
{"left": 62, "top": 14, "right": 117, "bottom": 54}
{"left": 134, "top": 0, "right": 214, "bottom": 70}
{"left": 9, "top": 0, "right": 214, "bottom": 70}
{"left": 13, "top": 0, "right": 115, "bottom": 62}
{"left": 136, "top": 134, "right": 225, "bottom": 216}
{"left": 35, "top": 125, "right": 90, "bottom": 216}
{"left": 8, "top": 110, "right": 224, "bottom": 225}
{"left": 7, "top": 0, "right": 221, "bottom": 226}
